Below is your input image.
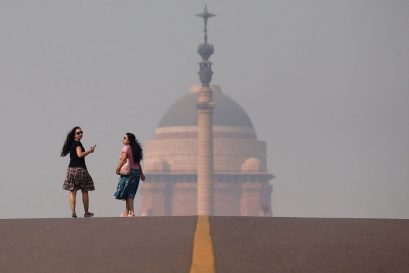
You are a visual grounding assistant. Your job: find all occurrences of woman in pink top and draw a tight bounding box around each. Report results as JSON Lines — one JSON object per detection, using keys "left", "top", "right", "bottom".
{"left": 114, "top": 133, "right": 145, "bottom": 217}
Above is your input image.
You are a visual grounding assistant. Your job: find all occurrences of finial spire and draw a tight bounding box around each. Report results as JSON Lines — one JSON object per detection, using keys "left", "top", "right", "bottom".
{"left": 196, "top": 5, "right": 216, "bottom": 86}
{"left": 196, "top": 5, "right": 216, "bottom": 42}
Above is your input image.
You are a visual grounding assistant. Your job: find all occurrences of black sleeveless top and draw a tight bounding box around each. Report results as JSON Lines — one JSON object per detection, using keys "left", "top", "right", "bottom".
{"left": 69, "top": 141, "right": 87, "bottom": 169}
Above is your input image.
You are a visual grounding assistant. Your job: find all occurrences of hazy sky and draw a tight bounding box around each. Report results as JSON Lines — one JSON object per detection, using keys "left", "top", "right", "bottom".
{"left": 1, "top": 0, "right": 408, "bottom": 219}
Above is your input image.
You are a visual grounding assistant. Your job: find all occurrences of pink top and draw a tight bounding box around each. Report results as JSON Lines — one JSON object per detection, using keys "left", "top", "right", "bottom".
{"left": 121, "top": 145, "right": 140, "bottom": 169}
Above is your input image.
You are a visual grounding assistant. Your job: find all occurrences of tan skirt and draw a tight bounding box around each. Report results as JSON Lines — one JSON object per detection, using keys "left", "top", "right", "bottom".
{"left": 63, "top": 167, "right": 95, "bottom": 191}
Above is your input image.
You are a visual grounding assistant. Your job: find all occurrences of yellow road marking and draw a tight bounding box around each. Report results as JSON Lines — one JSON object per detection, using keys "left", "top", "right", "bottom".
{"left": 189, "top": 215, "right": 216, "bottom": 273}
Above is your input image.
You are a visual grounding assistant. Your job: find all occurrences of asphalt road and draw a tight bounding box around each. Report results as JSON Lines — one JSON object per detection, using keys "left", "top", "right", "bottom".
{"left": 0, "top": 217, "right": 196, "bottom": 273}
{"left": 210, "top": 217, "right": 409, "bottom": 273}
{"left": 1, "top": 216, "right": 408, "bottom": 273}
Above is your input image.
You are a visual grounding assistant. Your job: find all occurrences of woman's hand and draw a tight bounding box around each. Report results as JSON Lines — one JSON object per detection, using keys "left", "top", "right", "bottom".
{"left": 88, "top": 145, "right": 96, "bottom": 153}
{"left": 116, "top": 168, "right": 121, "bottom": 175}
{"left": 140, "top": 174, "right": 146, "bottom": 181}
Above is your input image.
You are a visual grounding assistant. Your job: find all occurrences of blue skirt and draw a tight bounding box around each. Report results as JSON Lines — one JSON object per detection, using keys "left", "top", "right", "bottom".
{"left": 114, "top": 169, "right": 140, "bottom": 200}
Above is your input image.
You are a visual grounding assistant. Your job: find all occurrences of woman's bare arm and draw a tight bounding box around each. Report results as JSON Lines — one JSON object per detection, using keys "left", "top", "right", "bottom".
{"left": 116, "top": 152, "right": 127, "bottom": 174}
{"left": 76, "top": 145, "right": 95, "bottom": 158}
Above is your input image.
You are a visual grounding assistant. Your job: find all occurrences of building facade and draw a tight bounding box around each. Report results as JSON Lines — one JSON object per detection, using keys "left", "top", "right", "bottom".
{"left": 140, "top": 85, "right": 273, "bottom": 216}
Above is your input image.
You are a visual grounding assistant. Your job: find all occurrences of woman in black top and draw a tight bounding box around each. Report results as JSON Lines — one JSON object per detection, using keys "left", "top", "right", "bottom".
{"left": 61, "top": 126, "right": 96, "bottom": 218}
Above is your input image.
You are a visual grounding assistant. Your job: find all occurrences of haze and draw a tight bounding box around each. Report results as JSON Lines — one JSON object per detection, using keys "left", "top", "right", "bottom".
{"left": 0, "top": 0, "right": 408, "bottom": 219}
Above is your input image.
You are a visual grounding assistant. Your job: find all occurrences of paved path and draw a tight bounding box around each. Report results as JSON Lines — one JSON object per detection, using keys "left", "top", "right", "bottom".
{"left": 0, "top": 217, "right": 196, "bottom": 273}
{"left": 209, "top": 217, "right": 409, "bottom": 273}
{"left": 1, "top": 216, "right": 409, "bottom": 273}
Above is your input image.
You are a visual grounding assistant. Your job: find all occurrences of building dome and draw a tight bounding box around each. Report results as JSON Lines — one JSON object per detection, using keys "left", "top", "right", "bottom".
{"left": 241, "top": 157, "right": 265, "bottom": 172}
{"left": 144, "top": 85, "right": 266, "bottom": 173}
{"left": 158, "top": 85, "right": 254, "bottom": 129}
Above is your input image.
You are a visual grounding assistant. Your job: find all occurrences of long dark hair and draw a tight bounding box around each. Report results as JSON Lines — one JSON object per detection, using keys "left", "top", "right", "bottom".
{"left": 126, "top": 132, "right": 143, "bottom": 163}
{"left": 61, "top": 126, "right": 80, "bottom": 157}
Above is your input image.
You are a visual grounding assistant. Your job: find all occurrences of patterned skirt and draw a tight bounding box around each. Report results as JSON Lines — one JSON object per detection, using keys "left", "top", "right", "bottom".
{"left": 63, "top": 167, "right": 95, "bottom": 191}
{"left": 114, "top": 169, "right": 140, "bottom": 200}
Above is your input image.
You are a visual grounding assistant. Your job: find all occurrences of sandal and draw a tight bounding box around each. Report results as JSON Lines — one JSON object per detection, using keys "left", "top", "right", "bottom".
{"left": 72, "top": 213, "right": 77, "bottom": 218}
{"left": 84, "top": 212, "right": 94, "bottom": 218}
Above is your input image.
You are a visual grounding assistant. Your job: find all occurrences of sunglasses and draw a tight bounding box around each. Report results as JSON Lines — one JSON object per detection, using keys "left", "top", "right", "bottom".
{"left": 75, "top": 131, "right": 83, "bottom": 135}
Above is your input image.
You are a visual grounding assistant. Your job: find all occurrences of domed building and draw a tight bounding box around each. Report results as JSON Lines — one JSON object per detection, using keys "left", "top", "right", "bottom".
{"left": 140, "top": 85, "right": 274, "bottom": 216}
